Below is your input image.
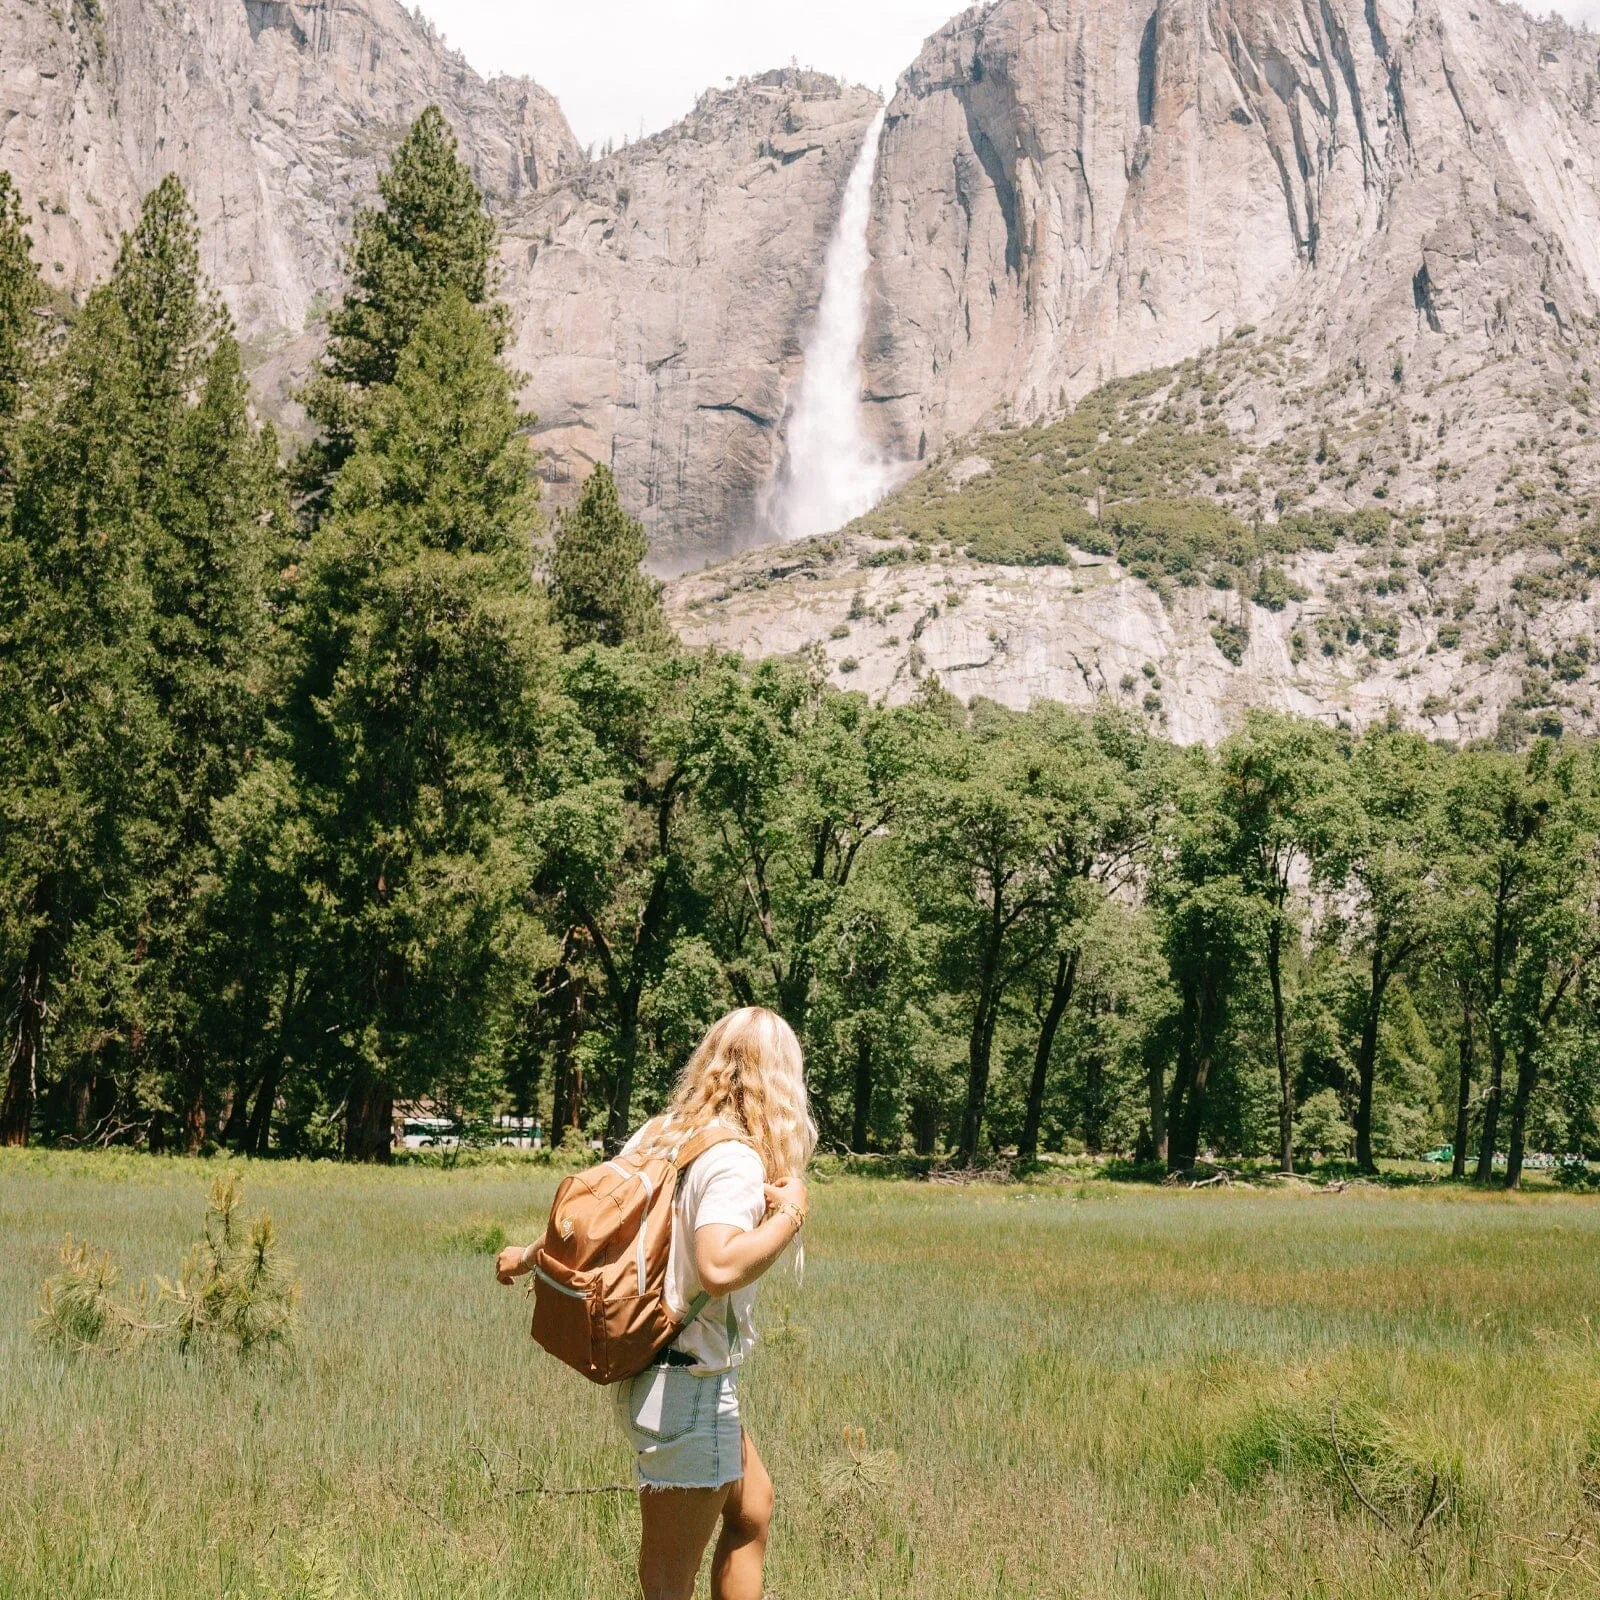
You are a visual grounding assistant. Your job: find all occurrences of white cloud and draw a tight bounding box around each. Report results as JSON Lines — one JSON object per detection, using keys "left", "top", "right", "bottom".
{"left": 416, "top": 1, "right": 1600, "bottom": 153}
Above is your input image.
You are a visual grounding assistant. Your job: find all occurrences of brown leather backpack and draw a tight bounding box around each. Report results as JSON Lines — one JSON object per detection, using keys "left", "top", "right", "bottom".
{"left": 529, "top": 1116, "right": 753, "bottom": 1385}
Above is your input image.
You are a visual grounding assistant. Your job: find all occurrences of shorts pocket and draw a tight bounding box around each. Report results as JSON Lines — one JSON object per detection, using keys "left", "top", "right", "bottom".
{"left": 620, "top": 1366, "right": 704, "bottom": 1445}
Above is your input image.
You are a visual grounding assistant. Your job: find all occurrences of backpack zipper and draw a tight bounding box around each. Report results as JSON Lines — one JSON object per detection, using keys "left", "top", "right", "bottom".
{"left": 534, "top": 1265, "right": 587, "bottom": 1300}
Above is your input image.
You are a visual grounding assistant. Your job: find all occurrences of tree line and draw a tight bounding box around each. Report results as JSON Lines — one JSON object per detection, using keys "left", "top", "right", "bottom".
{"left": 2, "top": 114, "right": 1598, "bottom": 1185}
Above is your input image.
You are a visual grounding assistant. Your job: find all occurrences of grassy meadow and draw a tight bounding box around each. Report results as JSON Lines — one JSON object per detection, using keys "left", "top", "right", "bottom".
{"left": 3, "top": 1154, "right": 1600, "bottom": 1599}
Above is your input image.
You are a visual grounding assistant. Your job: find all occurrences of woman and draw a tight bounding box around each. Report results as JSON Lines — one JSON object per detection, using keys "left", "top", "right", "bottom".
{"left": 499, "top": 1006, "right": 813, "bottom": 1600}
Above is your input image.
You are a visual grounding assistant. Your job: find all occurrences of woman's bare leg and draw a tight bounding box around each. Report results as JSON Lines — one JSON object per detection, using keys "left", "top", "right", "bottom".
{"left": 710, "top": 1434, "right": 773, "bottom": 1600}
{"left": 637, "top": 1484, "right": 731, "bottom": 1600}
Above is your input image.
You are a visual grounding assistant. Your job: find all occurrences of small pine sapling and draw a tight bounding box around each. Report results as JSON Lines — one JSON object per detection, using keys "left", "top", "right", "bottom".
{"left": 159, "top": 1176, "right": 301, "bottom": 1355}
{"left": 32, "top": 1176, "right": 299, "bottom": 1357}
{"left": 32, "top": 1237, "right": 158, "bottom": 1352}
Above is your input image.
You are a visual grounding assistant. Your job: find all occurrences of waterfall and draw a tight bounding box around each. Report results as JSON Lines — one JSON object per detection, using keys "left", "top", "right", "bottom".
{"left": 775, "top": 108, "right": 892, "bottom": 541}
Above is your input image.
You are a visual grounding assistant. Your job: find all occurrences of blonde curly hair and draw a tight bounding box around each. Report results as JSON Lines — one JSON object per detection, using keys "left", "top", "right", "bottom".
{"left": 646, "top": 1007, "right": 816, "bottom": 1181}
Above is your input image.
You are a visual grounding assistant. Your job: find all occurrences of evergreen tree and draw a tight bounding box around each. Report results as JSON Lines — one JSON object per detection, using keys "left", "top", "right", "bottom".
{"left": 286, "top": 288, "right": 556, "bottom": 1160}
{"left": 0, "top": 290, "right": 154, "bottom": 1145}
{"left": 0, "top": 170, "right": 43, "bottom": 499}
{"left": 549, "top": 463, "right": 667, "bottom": 650}
{"left": 299, "top": 107, "right": 501, "bottom": 505}
{"left": 112, "top": 177, "right": 223, "bottom": 455}
{"left": 96, "top": 179, "right": 287, "bottom": 1150}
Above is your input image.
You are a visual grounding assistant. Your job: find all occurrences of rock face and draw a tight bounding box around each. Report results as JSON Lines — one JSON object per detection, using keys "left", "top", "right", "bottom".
{"left": 502, "top": 0, "right": 1600, "bottom": 562}
{"left": 864, "top": 0, "right": 1600, "bottom": 462}
{"left": 668, "top": 532, "right": 1600, "bottom": 745}
{"left": 499, "top": 72, "right": 882, "bottom": 571}
{"left": 658, "top": 0, "right": 1600, "bottom": 746}
{"left": 0, "top": 0, "right": 578, "bottom": 341}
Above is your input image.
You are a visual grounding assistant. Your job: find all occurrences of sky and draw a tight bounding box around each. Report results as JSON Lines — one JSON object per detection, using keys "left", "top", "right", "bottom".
{"left": 416, "top": 1, "right": 1600, "bottom": 153}
{"left": 414, "top": 1, "right": 961, "bottom": 151}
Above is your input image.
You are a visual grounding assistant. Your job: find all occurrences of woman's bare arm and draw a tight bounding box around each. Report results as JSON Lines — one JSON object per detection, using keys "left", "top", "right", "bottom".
{"left": 691, "top": 1176, "right": 808, "bottom": 1296}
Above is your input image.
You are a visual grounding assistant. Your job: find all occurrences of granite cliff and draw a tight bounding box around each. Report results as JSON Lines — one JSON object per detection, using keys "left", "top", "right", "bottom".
{"left": 661, "top": 0, "right": 1600, "bottom": 742}
{"left": 863, "top": 0, "right": 1600, "bottom": 460}
{"left": 0, "top": 0, "right": 578, "bottom": 391}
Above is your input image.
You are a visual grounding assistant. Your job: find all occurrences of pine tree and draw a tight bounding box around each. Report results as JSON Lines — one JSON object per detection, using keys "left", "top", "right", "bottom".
{"left": 0, "top": 170, "right": 43, "bottom": 498}
{"left": 101, "top": 179, "right": 287, "bottom": 1151}
{"left": 0, "top": 289, "right": 154, "bottom": 1145}
{"left": 286, "top": 288, "right": 556, "bottom": 1160}
{"left": 112, "top": 177, "right": 222, "bottom": 449}
{"left": 548, "top": 463, "right": 667, "bottom": 650}
{"left": 0, "top": 178, "right": 286, "bottom": 1149}
{"left": 299, "top": 107, "right": 501, "bottom": 507}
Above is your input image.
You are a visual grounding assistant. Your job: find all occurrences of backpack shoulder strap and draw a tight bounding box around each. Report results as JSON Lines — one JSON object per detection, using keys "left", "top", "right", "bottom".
{"left": 670, "top": 1122, "right": 758, "bottom": 1173}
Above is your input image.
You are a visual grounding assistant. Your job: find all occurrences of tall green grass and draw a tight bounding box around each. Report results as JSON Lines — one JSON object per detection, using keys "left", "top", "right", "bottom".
{"left": 3, "top": 1152, "right": 1598, "bottom": 1598}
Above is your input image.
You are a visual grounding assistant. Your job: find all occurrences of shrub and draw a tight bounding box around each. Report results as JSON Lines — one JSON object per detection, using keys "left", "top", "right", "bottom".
{"left": 33, "top": 1176, "right": 299, "bottom": 1358}
{"left": 966, "top": 525, "right": 1070, "bottom": 565}
{"left": 1554, "top": 1155, "right": 1600, "bottom": 1191}
{"left": 1211, "top": 618, "right": 1249, "bottom": 666}
{"left": 1252, "top": 566, "right": 1308, "bottom": 612}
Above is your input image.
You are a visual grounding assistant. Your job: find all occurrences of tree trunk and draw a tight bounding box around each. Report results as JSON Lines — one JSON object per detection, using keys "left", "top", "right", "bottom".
{"left": 1, "top": 950, "right": 45, "bottom": 1147}
{"left": 1165, "top": 996, "right": 1199, "bottom": 1172}
{"left": 182, "top": 1065, "right": 207, "bottom": 1154}
{"left": 1504, "top": 1045, "right": 1538, "bottom": 1191}
{"left": 1146, "top": 1048, "right": 1167, "bottom": 1167}
{"left": 1353, "top": 947, "right": 1390, "bottom": 1175}
{"left": 1475, "top": 888, "right": 1511, "bottom": 1184}
{"left": 1171, "top": 1047, "right": 1215, "bottom": 1173}
{"left": 605, "top": 992, "right": 640, "bottom": 1153}
{"left": 1020, "top": 949, "right": 1078, "bottom": 1161}
{"left": 1475, "top": 1025, "right": 1506, "bottom": 1184}
{"left": 850, "top": 1027, "right": 873, "bottom": 1154}
{"left": 72, "top": 1075, "right": 94, "bottom": 1138}
{"left": 344, "top": 1068, "right": 393, "bottom": 1163}
{"left": 1268, "top": 919, "right": 1293, "bottom": 1174}
{"left": 958, "top": 899, "right": 1008, "bottom": 1167}
{"left": 958, "top": 988, "right": 1004, "bottom": 1167}
{"left": 218, "top": 1068, "right": 259, "bottom": 1149}
{"left": 246, "top": 1063, "right": 278, "bottom": 1157}
{"left": 1451, "top": 988, "right": 1474, "bottom": 1180}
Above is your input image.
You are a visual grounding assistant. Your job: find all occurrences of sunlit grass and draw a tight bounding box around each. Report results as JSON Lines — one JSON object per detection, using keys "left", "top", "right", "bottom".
{"left": 3, "top": 1152, "right": 1598, "bottom": 1598}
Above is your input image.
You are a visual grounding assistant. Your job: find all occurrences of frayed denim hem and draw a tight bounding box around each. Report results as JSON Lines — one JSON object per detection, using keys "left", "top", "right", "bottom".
{"left": 636, "top": 1466, "right": 745, "bottom": 1494}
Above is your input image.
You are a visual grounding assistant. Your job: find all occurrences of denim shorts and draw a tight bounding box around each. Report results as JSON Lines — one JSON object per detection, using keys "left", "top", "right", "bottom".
{"left": 613, "top": 1363, "right": 744, "bottom": 1491}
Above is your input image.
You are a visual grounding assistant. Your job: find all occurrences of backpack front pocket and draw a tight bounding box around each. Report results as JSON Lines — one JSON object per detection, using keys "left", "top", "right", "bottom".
{"left": 621, "top": 1365, "right": 704, "bottom": 1444}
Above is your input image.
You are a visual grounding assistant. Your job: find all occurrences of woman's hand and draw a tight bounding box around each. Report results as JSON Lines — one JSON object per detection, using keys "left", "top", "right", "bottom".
{"left": 763, "top": 1176, "right": 809, "bottom": 1227}
{"left": 496, "top": 1244, "right": 534, "bottom": 1286}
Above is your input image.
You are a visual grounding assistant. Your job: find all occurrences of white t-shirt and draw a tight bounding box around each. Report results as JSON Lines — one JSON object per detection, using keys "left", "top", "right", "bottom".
{"left": 620, "top": 1120, "right": 767, "bottom": 1374}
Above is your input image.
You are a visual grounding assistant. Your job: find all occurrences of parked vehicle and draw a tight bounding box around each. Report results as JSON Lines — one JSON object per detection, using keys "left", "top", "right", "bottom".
{"left": 401, "top": 1116, "right": 457, "bottom": 1151}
